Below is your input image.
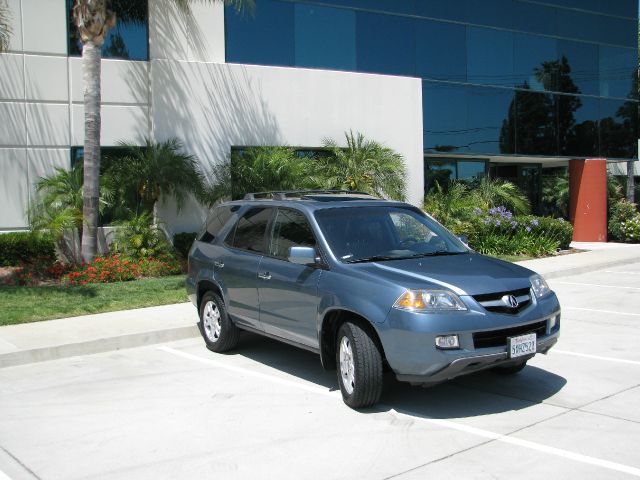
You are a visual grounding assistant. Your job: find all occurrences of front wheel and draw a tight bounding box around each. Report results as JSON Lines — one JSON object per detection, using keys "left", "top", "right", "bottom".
{"left": 336, "top": 322, "right": 383, "bottom": 408}
{"left": 199, "top": 291, "right": 239, "bottom": 353}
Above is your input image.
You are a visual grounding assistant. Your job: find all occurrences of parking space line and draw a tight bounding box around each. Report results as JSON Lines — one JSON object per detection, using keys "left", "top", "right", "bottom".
{"left": 160, "top": 346, "right": 640, "bottom": 477}
{"left": 563, "top": 307, "right": 640, "bottom": 317}
{"left": 603, "top": 271, "right": 640, "bottom": 275}
{"left": 553, "top": 281, "right": 640, "bottom": 290}
{"left": 552, "top": 350, "right": 640, "bottom": 366}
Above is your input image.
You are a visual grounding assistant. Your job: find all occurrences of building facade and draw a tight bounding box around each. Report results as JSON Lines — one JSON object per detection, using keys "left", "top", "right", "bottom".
{"left": 0, "top": 0, "right": 637, "bottom": 235}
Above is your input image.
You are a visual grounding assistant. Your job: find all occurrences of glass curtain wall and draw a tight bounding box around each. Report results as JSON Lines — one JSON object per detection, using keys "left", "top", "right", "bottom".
{"left": 225, "top": 0, "right": 638, "bottom": 160}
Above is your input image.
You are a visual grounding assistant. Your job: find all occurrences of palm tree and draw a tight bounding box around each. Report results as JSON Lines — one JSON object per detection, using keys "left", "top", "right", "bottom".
{"left": 105, "top": 138, "right": 205, "bottom": 222}
{"left": 0, "top": 0, "right": 11, "bottom": 52}
{"left": 73, "top": 0, "right": 253, "bottom": 262}
{"left": 471, "top": 177, "right": 531, "bottom": 215}
{"left": 316, "top": 131, "right": 407, "bottom": 200}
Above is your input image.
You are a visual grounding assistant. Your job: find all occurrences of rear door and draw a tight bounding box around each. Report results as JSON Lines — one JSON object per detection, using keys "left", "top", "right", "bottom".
{"left": 216, "top": 206, "right": 274, "bottom": 330}
{"left": 257, "top": 208, "right": 322, "bottom": 348}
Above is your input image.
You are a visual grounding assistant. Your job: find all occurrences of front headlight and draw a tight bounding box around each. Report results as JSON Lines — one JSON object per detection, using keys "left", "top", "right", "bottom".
{"left": 530, "top": 274, "right": 551, "bottom": 299}
{"left": 393, "top": 289, "right": 467, "bottom": 312}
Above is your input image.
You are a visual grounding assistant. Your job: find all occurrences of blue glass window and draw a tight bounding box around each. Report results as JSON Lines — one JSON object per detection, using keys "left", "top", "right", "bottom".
{"left": 600, "top": 98, "right": 638, "bottom": 159}
{"left": 414, "top": 0, "right": 466, "bottom": 22}
{"left": 599, "top": 46, "right": 637, "bottom": 99}
{"left": 512, "top": 2, "right": 557, "bottom": 37}
{"left": 605, "top": 0, "right": 637, "bottom": 18}
{"left": 466, "top": 0, "right": 513, "bottom": 29}
{"left": 558, "top": 40, "right": 599, "bottom": 96}
{"left": 423, "top": 82, "right": 469, "bottom": 154}
{"left": 596, "top": 16, "right": 637, "bottom": 48}
{"left": 225, "top": 0, "right": 294, "bottom": 67}
{"left": 415, "top": 20, "right": 466, "bottom": 82}
{"left": 514, "top": 90, "right": 558, "bottom": 156}
{"left": 457, "top": 160, "right": 487, "bottom": 180}
{"left": 295, "top": 4, "right": 355, "bottom": 70}
{"left": 467, "top": 27, "right": 514, "bottom": 87}
{"left": 67, "top": 0, "right": 148, "bottom": 60}
{"left": 559, "top": 95, "right": 599, "bottom": 157}
{"left": 467, "top": 86, "right": 514, "bottom": 155}
{"left": 514, "top": 34, "right": 558, "bottom": 92}
{"left": 356, "top": 12, "right": 415, "bottom": 76}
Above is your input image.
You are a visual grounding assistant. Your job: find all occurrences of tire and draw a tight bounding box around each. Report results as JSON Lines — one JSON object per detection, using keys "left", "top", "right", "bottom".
{"left": 199, "top": 291, "right": 240, "bottom": 353}
{"left": 336, "top": 322, "right": 383, "bottom": 408}
{"left": 493, "top": 360, "right": 527, "bottom": 375}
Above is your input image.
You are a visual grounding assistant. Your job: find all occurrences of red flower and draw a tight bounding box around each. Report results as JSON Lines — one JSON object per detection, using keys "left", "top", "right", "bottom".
{"left": 80, "top": 281, "right": 87, "bottom": 285}
{"left": 117, "top": 267, "right": 122, "bottom": 272}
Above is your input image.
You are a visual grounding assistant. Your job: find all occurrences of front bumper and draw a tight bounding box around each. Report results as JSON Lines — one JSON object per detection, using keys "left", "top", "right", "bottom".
{"left": 378, "top": 292, "right": 561, "bottom": 386}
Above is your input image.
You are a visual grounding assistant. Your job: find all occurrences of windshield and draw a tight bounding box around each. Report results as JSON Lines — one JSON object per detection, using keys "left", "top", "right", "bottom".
{"left": 314, "top": 206, "right": 469, "bottom": 263}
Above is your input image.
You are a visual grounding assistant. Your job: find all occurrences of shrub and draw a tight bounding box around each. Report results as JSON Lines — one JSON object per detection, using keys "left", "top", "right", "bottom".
{"left": 65, "top": 254, "right": 181, "bottom": 285}
{"left": 173, "top": 232, "right": 197, "bottom": 258}
{"left": 0, "top": 232, "right": 56, "bottom": 266}
{"left": 459, "top": 207, "right": 572, "bottom": 257}
{"left": 111, "top": 213, "right": 171, "bottom": 259}
{"left": 620, "top": 216, "right": 640, "bottom": 243}
{"left": 609, "top": 200, "right": 638, "bottom": 241}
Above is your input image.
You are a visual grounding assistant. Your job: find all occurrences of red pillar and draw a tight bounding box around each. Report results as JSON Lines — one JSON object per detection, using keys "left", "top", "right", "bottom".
{"left": 569, "top": 159, "right": 607, "bottom": 242}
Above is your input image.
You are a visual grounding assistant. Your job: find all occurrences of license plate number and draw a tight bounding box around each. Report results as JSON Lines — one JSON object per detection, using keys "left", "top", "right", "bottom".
{"left": 508, "top": 333, "right": 536, "bottom": 358}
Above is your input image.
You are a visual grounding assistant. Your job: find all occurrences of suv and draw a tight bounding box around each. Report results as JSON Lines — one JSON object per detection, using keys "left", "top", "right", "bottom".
{"left": 187, "top": 191, "right": 560, "bottom": 408}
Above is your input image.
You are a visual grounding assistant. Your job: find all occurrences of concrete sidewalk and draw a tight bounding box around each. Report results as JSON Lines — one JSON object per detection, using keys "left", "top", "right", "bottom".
{"left": 1, "top": 244, "right": 640, "bottom": 369}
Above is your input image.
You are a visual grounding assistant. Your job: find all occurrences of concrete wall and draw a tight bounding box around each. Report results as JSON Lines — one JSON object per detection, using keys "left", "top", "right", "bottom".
{"left": 0, "top": 0, "right": 150, "bottom": 230}
{"left": 1, "top": 0, "right": 424, "bottom": 234}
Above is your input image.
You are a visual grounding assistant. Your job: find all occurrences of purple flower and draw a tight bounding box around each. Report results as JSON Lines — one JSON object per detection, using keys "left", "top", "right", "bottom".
{"left": 510, "top": 221, "right": 518, "bottom": 229}
{"left": 473, "top": 207, "right": 482, "bottom": 215}
{"left": 494, "top": 220, "right": 501, "bottom": 226}
{"left": 489, "top": 207, "right": 497, "bottom": 215}
{"left": 530, "top": 219, "right": 539, "bottom": 226}
{"left": 525, "top": 226, "right": 531, "bottom": 232}
{"left": 483, "top": 218, "right": 491, "bottom": 225}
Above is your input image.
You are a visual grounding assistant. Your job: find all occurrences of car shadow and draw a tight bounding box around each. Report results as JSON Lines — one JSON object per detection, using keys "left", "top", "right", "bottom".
{"left": 232, "top": 331, "right": 567, "bottom": 419}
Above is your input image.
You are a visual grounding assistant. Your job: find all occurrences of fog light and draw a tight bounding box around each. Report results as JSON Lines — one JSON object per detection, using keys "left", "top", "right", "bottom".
{"left": 435, "top": 335, "right": 460, "bottom": 349}
{"left": 549, "top": 314, "right": 559, "bottom": 330}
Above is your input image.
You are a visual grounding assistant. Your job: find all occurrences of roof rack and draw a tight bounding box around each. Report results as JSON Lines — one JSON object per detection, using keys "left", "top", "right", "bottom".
{"left": 243, "top": 190, "right": 378, "bottom": 200}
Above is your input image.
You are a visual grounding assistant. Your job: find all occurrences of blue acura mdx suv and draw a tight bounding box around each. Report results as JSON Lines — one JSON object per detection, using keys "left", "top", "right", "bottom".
{"left": 187, "top": 191, "right": 561, "bottom": 408}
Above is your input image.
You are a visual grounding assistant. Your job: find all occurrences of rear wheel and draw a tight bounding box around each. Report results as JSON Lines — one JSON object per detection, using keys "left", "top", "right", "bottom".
{"left": 493, "top": 360, "right": 527, "bottom": 374}
{"left": 336, "top": 322, "right": 383, "bottom": 408}
{"left": 199, "top": 291, "right": 239, "bottom": 353}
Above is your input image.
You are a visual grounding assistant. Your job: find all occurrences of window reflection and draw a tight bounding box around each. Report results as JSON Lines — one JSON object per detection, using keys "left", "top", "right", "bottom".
{"left": 599, "top": 46, "right": 637, "bottom": 99}
{"left": 557, "top": 40, "right": 599, "bottom": 96}
{"left": 600, "top": 98, "right": 639, "bottom": 159}
{"left": 416, "top": 20, "right": 466, "bottom": 82}
{"left": 514, "top": 34, "right": 558, "bottom": 92}
{"left": 423, "top": 82, "right": 469, "bottom": 154}
{"left": 467, "top": 86, "right": 514, "bottom": 155}
{"left": 467, "top": 27, "right": 514, "bottom": 87}
{"left": 67, "top": 0, "right": 149, "bottom": 60}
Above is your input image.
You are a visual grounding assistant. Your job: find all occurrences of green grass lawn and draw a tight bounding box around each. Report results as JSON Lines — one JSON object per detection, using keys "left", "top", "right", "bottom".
{"left": 0, "top": 275, "right": 188, "bottom": 326}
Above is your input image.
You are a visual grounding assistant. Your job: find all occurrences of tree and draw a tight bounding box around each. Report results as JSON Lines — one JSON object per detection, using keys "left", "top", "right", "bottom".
{"left": 0, "top": 0, "right": 11, "bottom": 52}
{"left": 316, "top": 131, "right": 407, "bottom": 200}
{"left": 105, "top": 138, "right": 205, "bottom": 222}
{"left": 73, "top": 0, "right": 253, "bottom": 262}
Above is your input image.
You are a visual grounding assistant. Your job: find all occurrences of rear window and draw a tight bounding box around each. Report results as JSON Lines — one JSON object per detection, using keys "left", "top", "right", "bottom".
{"left": 198, "top": 205, "right": 235, "bottom": 243}
{"left": 226, "top": 207, "right": 273, "bottom": 253}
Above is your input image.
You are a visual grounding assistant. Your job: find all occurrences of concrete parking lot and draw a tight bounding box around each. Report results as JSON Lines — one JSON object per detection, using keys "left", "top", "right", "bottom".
{"left": 1, "top": 262, "right": 639, "bottom": 480}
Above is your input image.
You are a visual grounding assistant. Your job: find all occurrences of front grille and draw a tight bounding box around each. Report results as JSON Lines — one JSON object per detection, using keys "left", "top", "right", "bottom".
{"left": 473, "top": 287, "right": 531, "bottom": 314}
{"left": 473, "top": 320, "right": 547, "bottom": 349}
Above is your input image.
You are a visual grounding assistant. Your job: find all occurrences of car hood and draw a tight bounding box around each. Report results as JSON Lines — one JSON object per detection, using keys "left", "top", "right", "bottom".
{"left": 355, "top": 253, "right": 534, "bottom": 296}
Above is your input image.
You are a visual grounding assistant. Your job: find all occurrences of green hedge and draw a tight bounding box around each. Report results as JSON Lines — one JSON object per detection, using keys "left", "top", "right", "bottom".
{"left": 0, "top": 232, "right": 56, "bottom": 266}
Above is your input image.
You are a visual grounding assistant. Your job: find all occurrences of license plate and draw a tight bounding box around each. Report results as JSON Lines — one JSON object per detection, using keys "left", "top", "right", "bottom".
{"left": 508, "top": 333, "right": 537, "bottom": 358}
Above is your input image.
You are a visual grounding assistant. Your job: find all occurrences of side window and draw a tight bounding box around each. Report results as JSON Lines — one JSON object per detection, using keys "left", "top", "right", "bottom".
{"left": 269, "top": 209, "right": 316, "bottom": 259}
{"left": 226, "top": 207, "right": 272, "bottom": 253}
{"left": 199, "top": 205, "right": 234, "bottom": 243}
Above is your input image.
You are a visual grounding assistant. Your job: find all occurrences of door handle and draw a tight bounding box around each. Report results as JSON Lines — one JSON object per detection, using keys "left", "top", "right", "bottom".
{"left": 214, "top": 261, "right": 224, "bottom": 269}
{"left": 257, "top": 272, "right": 272, "bottom": 280}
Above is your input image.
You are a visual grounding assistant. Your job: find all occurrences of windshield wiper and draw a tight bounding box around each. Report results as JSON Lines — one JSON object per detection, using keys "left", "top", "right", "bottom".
{"left": 345, "top": 255, "right": 401, "bottom": 264}
{"left": 407, "top": 251, "right": 468, "bottom": 258}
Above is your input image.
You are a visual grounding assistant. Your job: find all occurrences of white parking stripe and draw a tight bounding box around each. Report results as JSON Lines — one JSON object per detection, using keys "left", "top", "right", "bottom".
{"left": 564, "top": 307, "right": 640, "bottom": 317}
{"left": 553, "top": 350, "right": 640, "bottom": 366}
{"left": 160, "top": 346, "right": 640, "bottom": 477}
{"left": 603, "top": 271, "right": 640, "bottom": 275}
{"left": 553, "top": 281, "right": 640, "bottom": 290}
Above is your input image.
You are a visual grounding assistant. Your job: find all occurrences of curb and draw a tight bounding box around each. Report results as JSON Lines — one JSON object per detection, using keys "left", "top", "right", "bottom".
{"left": 0, "top": 325, "right": 199, "bottom": 369}
{"left": 517, "top": 254, "right": 640, "bottom": 280}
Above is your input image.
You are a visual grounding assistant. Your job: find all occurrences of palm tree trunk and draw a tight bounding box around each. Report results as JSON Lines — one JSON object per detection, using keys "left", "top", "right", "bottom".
{"left": 627, "top": 160, "right": 636, "bottom": 203}
{"left": 80, "top": 41, "right": 102, "bottom": 262}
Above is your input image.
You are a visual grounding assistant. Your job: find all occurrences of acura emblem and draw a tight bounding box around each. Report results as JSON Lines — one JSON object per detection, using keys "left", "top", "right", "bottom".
{"left": 502, "top": 295, "right": 519, "bottom": 309}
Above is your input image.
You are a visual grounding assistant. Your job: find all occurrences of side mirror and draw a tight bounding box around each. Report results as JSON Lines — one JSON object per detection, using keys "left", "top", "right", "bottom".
{"left": 288, "top": 246, "right": 318, "bottom": 266}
